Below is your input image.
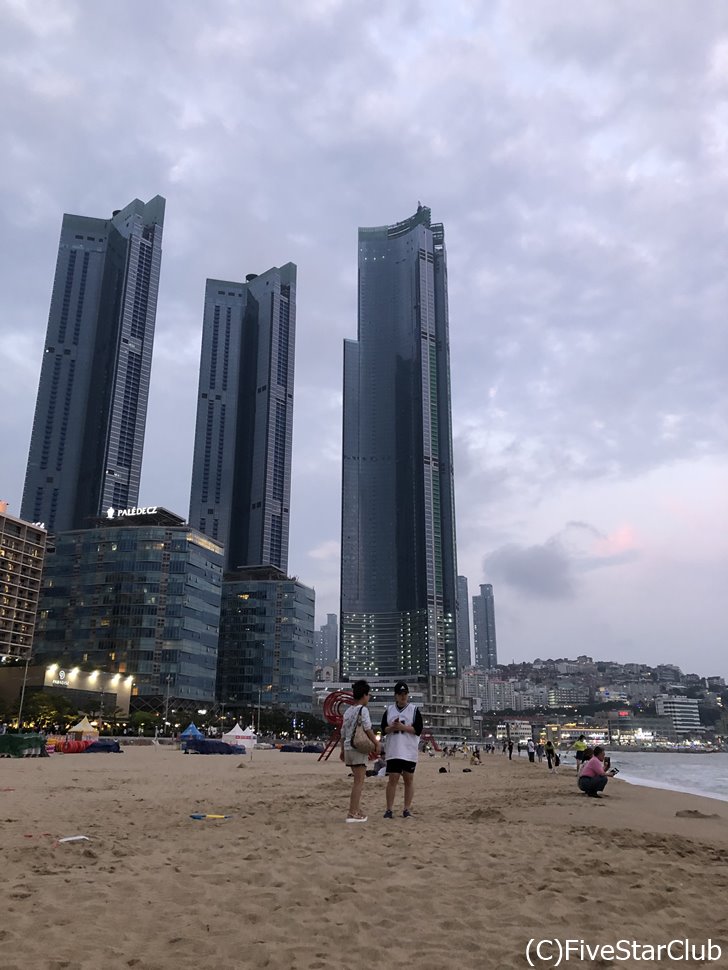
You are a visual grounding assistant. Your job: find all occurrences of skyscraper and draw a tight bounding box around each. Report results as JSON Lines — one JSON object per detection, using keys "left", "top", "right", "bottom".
{"left": 473, "top": 583, "right": 498, "bottom": 669}
{"left": 21, "top": 197, "right": 165, "bottom": 532}
{"left": 315, "top": 613, "right": 338, "bottom": 668}
{"left": 189, "top": 264, "right": 296, "bottom": 572}
{"left": 340, "top": 205, "right": 458, "bottom": 680}
{"left": 456, "top": 575, "right": 472, "bottom": 671}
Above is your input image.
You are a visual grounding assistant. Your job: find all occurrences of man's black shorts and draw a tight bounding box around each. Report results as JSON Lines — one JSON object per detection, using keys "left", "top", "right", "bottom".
{"left": 386, "top": 758, "right": 417, "bottom": 775}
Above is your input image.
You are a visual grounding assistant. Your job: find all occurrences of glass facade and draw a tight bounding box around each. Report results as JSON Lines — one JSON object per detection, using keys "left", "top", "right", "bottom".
{"left": 473, "top": 584, "right": 498, "bottom": 670}
{"left": 189, "top": 264, "right": 297, "bottom": 572}
{"left": 217, "top": 566, "right": 314, "bottom": 713}
{"left": 33, "top": 512, "right": 223, "bottom": 704}
{"left": 341, "top": 206, "right": 459, "bottom": 680}
{"left": 21, "top": 197, "right": 165, "bottom": 532}
{"left": 456, "top": 575, "right": 471, "bottom": 671}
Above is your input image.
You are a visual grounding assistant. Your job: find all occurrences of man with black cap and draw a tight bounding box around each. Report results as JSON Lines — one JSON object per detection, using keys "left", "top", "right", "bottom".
{"left": 381, "top": 682, "right": 423, "bottom": 818}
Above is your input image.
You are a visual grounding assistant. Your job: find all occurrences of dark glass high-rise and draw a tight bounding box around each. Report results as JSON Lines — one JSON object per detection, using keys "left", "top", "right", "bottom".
{"left": 189, "top": 264, "right": 297, "bottom": 573}
{"left": 340, "top": 205, "right": 459, "bottom": 680}
{"left": 473, "top": 583, "right": 498, "bottom": 669}
{"left": 456, "top": 575, "right": 472, "bottom": 671}
{"left": 21, "top": 197, "right": 165, "bottom": 532}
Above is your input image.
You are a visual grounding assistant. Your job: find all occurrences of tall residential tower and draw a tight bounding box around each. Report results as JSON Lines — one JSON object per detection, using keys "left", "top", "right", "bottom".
{"left": 473, "top": 583, "right": 498, "bottom": 669}
{"left": 189, "top": 264, "right": 297, "bottom": 572}
{"left": 21, "top": 197, "right": 165, "bottom": 531}
{"left": 456, "top": 575, "right": 472, "bottom": 670}
{"left": 340, "top": 205, "right": 458, "bottom": 680}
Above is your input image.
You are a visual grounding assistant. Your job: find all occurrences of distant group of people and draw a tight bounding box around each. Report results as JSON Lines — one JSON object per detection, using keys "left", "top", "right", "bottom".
{"left": 340, "top": 698, "right": 618, "bottom": 820}
{"left": 340, "top": 680, "right": 422, "bottom": 823}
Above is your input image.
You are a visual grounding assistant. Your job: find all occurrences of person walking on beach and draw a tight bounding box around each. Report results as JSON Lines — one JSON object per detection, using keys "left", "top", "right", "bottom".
{"left": 544, "top": 739, "right": 558, "bottom": 773}
{"left": 572, "top": 734, "right": 588, "bottom": 775}
{"left": 507, "top": 739, "right": 514, "bottom": 760}
{"left": 381, "top": 682, "right": 423, "bottom": 819}
{"left": 340, "top": 680, "right": 381, "bottom": 823}
{"left": 526, "top": 738, "right": 536, "bottom": 763}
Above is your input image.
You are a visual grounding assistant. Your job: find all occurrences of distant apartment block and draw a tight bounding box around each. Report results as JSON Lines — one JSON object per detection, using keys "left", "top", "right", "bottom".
{"left": 547, "top": 684, "right": 590, "bottom": 707}
{"left": 655, "top": 694, "right": 704, "bottom": 735}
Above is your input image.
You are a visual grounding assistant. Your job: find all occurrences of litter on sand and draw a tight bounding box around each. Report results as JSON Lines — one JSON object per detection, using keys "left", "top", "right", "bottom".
{"left": 58, "top": 835, "right": 91, "bottom": 843}
{"left": 189, "top": 813, "right": 233, "bottom": 820}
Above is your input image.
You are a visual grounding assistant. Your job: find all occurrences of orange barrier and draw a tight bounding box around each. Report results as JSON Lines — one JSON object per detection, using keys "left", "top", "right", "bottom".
{"left": 56, "top": 740, "right": 93, "bottom": 754}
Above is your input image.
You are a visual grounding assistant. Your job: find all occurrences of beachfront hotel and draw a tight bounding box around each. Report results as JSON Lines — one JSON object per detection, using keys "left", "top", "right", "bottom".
{"left": 189, "top": 264, "right": 297, "bottom": 573}
{"left": 21, "top": 197, "right": 165, "bottom": 533}
{"left": 0, "top": 502, "right": 47, "bottom": 658}
{"left": 340, "top": 205, "right": 459, "bottom": 681}
{"left": 32, "top": 508, "right": 223, "bottom": 709}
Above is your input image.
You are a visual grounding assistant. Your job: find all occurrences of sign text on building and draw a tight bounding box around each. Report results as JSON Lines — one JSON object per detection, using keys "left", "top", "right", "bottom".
{"left": 106, "top": 506, "right": 158, "bottom": 520}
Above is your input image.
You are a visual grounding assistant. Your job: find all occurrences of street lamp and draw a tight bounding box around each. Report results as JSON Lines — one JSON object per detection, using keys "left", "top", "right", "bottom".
{"left": 163, "top": 674, "right": 172, "bottom": 736}
{"left": 257, "top": 684, "right": 272, "bottom": 734}
{"left": 16, "top": 651, "right": 33, "bottom": 730}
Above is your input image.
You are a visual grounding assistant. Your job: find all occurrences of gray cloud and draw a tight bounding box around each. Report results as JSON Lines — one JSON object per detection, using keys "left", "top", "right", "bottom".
{"left": 1, "top": 0, "right": 726, "bottom": 670}
{"left": 484, "top": 538, "right": 575, "bottom": 600}
{"left": 483, "top": 520, "right": 641, "bottom": 599}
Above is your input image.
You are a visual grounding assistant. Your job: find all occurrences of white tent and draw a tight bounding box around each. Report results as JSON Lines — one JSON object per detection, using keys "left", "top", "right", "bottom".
{"left": 68, "top": 716, "right": 99, "bottom": 740}
{"left": 222, "top": 723, "right": 257, "bottom": 748}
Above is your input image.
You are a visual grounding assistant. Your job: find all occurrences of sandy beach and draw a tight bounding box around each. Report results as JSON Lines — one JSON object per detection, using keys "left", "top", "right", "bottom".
{"left": 2, "top": 747, "right": 728, "bottom": 969}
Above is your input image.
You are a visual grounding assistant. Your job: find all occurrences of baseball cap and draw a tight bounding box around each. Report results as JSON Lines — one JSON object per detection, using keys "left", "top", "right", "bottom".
{"left": 394, "top": 681, "right": 409, "bottom": 694}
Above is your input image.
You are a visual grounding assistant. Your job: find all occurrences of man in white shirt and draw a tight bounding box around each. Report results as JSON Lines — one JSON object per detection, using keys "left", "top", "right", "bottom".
{"left": 380, "top": 682, "right": 423, "bottom": 819}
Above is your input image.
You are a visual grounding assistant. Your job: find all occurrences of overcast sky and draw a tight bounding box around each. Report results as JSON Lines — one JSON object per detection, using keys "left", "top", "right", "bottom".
{"left": 2, "top": 0, "right": 727, "bottom": 676}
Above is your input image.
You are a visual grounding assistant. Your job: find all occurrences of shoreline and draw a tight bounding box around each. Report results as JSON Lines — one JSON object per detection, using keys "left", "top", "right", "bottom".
{"left": 617, "top": 772, "right": 728, "bottom": 804}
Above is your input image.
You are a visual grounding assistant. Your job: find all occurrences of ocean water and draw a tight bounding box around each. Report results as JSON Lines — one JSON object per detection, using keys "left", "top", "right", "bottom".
{"left": 605, "top": 751, "right": 728, "bottom": 803}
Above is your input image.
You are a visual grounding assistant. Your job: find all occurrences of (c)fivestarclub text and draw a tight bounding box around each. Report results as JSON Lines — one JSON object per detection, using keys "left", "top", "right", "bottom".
{"left": 526, "top": 938, "right": 722, "bottom": 966}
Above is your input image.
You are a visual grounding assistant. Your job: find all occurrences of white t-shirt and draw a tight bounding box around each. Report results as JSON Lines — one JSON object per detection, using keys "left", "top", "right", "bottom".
{"left": 342, "top": 704, "right": 372, "bottom": 751}
{"left": 383, "top": 702, "right": 420, "bottom": 763}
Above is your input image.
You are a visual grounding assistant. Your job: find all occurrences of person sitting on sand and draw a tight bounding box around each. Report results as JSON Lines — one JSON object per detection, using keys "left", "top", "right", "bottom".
{"left": 340, "top": 680, "right": 381, "bottom": 822}
{"left": 366, "top": 750, "right": 387, "bottom": 778}
{"left": 578, "top": 746, "right": 616, "bottom": 798}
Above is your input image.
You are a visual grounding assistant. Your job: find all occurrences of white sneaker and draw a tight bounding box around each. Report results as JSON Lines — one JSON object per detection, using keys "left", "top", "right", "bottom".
{"left": 346, "top": 815, "right": 368, "bottom": 823}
